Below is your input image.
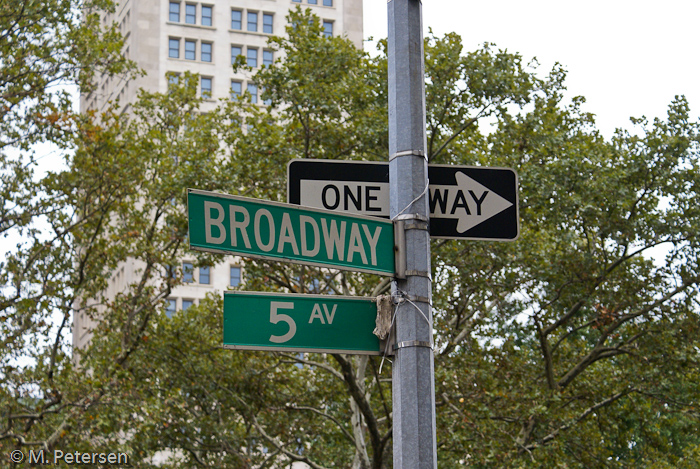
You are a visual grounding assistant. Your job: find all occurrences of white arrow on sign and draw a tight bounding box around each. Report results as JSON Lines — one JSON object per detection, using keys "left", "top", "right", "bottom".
{"left": 429, "top": 172, "right": 513, "bottom": 233}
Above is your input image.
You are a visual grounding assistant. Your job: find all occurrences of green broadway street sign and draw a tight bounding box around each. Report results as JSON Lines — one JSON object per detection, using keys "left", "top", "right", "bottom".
{"left": 188, "top": 189, "right": 395, "bottom": 276}
{"left": 224, "top": 291, "right": 382, "bottom": 355}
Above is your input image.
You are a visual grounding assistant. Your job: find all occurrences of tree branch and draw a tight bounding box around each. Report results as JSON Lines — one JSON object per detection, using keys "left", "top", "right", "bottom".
{"left": 282, "top": 404, "right": 354, "bottom": 443}
{"left": 278, "top": 354, "right": 344, "bottom": 381}
{"left": 558, "top": 279, "right": 696, "bottom": 389}
{"left": 523, "top": 389, "right": 634, "bottom": 451}
{"left": 251, "top": 413, "right": 329, "bottom": 469}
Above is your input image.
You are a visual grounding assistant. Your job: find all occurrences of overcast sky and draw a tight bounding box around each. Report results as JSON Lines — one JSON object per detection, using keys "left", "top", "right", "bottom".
{"left": 362, "top": 0, "right": 699, "bottom": 138}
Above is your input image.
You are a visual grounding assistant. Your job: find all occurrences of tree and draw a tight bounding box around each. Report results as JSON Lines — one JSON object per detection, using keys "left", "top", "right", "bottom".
{"left": 2, "top": 5, "right": 699, "bottom": 468}
{"left": 431, "top": 87, "right": 700, "bottom": 467}
{"left": 0, "top": 0, "right": 138, "bottom": 455}
{"left": 1, "top": 64, "right": 236, "bottom": 460}
{"left": 0, "top": 0, "right": 134, "bottom": 151}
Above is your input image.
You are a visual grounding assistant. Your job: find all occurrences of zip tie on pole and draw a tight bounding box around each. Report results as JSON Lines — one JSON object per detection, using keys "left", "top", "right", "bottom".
{"left": 404, "top": 296, "right": 432, "bottom": 330}
{"left": 378, "top": 290, "right": 433, "bottom": 374}
{"left": 392, "top": 290, "right": 431, "bottom": 326}
{"left": 392, "top": 181, "right": 430, "bottom": 220}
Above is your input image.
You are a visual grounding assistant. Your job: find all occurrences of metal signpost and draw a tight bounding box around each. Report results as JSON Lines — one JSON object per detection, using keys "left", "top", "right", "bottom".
{"left": 288, "top": 160, "right": 519, "bottom": 240}
{"left": 187, "top": 188, "right": 395, "bottom": 276}
{"left": 223, "top": 292, "right": 381, "bottom": 354}
{"left": 388, "top": 0, "right": 437, "bottom": 467}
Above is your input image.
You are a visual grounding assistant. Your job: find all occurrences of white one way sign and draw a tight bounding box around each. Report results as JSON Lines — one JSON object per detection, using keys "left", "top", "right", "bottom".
{"left": 288, "top": 160, "right": 519, "bottom": 241}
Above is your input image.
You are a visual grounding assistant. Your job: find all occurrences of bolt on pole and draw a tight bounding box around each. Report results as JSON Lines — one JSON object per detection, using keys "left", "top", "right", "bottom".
{"left": 387, "top": 0, "right": 437, "bottom": 467}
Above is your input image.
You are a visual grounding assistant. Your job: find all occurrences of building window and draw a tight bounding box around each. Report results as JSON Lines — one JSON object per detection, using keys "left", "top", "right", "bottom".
{"left": 247, "top": 83, "right": 258, "bottom": 104}
{"left": 165, "top": 298, "right": 177, "bottom": 318}
{"left": 169, "top": 2, "right": 180, "bottom": 22}
{"left": 201, "top": 5, "right": 212, "bottom": 26}
{"left": 199, "top": 266, "right": 210, "bottom": 284}
{"left": 308, "top": 0, "right": 317, "bottom": 4}
{"left": 231, "top": 9, "right": 242, "bottom": 29}
{"left": 185, "top": 39, "right": 196, "bottom": 60}
{"left": 247, "top": 47, "right": 257, "bottom": 68}
{"left": 262, "top": 87, "right": 271, "bottom": 106}
{"left": 169, "top": 38, "right": 180, "bottom": 58}
{"left": 201, "top": 42, "right": 212, "bottom": 62}
{"left": 247, "top": 11, "right": 258, "bottom": 32}
{"left": 263, "top": 13, "right": 273, "bottom": 34}
{"left": 292, "top": 0, "right": 301, "bottom": 3}
{"left": 231, "top": 81, "right": 242, "bottom": 97}
{"left": 231, "top": 45, "right": 242, "bottom": 64}
{"left": 323, "top": 21, "right": 333, "bottom": 37}
{"left": 183, "top": 262, "right": 194, "bottom": 283}
{"left": 182, "top": 299, "right": 194, "bottom": 310}
{"left": 263, "top": 49, "right": 273, "bottom": 67}
{"left": 201, "top": 77, "right": 212, "bottom": 98}
{"left": 185, "top": 3, "right": 196, "bottom": 24}
{"left": 230, "top": 266, "right": 241, "bottom": 287}
{"left": 323, "top": 0, "right": 333, "bottom": 6}
{"left": 167, "top": 72, "right": 179, "bottom": 91}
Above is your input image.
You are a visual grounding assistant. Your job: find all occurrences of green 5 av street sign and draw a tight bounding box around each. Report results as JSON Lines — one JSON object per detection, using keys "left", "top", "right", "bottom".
{"left": 187, "top": 189, "right": 395, "bottom": 276}
{"left": 224, "top": 292, "right": 382, "bottom": 355}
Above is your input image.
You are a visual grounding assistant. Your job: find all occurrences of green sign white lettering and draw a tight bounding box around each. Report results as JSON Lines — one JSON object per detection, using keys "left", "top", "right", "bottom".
{"left": 188, "top": 189, "right": 395, "bottom": 276}
{"left": 224, "top": 291, "right": 381, "bottom": 354}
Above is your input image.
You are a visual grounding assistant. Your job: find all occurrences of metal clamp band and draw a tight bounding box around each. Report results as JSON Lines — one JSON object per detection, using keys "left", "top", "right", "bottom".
{"left": 394, "top": 213, "right": 429, "bottom": 222}
{"left": 404, "top": 270, "right": 431, "bottom": 279}
{"left": 394, "top": 340, "right": 433, "bottom": 350}
{"left": 405, "top": 294, "right": 431, "bottom": 304}
{"left": 404, "top": 221, "right": 429, "bottom": 231}
{"left": 389, "top": 149, "right": 427, "bottom": 161}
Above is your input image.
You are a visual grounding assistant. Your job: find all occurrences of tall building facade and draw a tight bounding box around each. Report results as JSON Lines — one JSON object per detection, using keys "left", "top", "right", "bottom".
{"left": 74, "top": 0, "right": 363, "bottom": 350}
{"left": 81, "top": 0, "right": 363, "bottom": 113}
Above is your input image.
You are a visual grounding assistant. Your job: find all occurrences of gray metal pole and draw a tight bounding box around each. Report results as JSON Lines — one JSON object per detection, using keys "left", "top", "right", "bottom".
{"left": 388, "top": 0, "right": 437, "bottom": 467}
